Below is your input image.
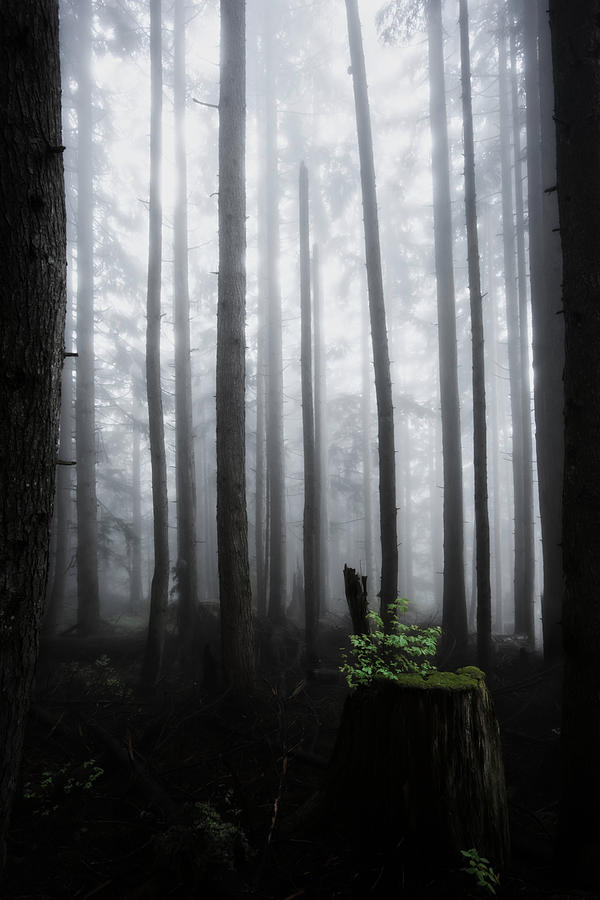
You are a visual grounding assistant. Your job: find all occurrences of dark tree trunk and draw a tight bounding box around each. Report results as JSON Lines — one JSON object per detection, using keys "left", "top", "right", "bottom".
{"left": 427, "top": 0, "right": 467, "bottom": 649}
{"left": 217, "top": 0, "right": 255, "bottom": 691}
{"left": 173, "top": 0, "right": 198, "bottom": 655}
{"left": 498, "top": 7, "right": 529, "bottom": 635}
{"left": 312, "top": 244, "right": 327, "bottom": 617}
{"left": 321, "top": 671, "right": 509, "bottom": 869}
{"left": 537, "top": 0, "right": 564, "bottom": 662}
{"left": 361, "top": 297, "right": 375, "bottom": 601}
{"left": 551, "top": 1, "right": 600, "bottom": 885}
{"left": 345, "top": 0, "right": 398, "bottom": 629}
{"left": 142, "top": 0, "right": 169, "bottom": 690}
{"left": 524, "top": 0, "right": 561, "bottom": 649}
{"left": 459, "top": 0, "right": 492, "bottom": 671}
{"left": 75, "top": 0, "right": 100, "bottom": 636}
{"left": 130, "top": 404, "right": 143, "bottom": 613}
{"left": 264, "top": 0, "right": 286, "bottom": 622}
{"left": 509, "top": 10, "right": 535, "bottom": 639}
{"left": 0, "top": 0, "right": 66, "bottom": 865}
{"left": 299, "top": 163, "right": 318, "bottom": 662}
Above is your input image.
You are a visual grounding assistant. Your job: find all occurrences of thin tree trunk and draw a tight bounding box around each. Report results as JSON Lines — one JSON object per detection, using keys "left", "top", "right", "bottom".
{"left": 312, "top": 244, "right": 326, "bottom": 618}
{"left": 75, "top": 0, "right": 100, "bottom": 635}
{"left": 345, "top": 0, "right": 398, "bottom": 629}
{"left": 264, "top": 0, "right": 286, "bottom": 621}
{"left": 299, "top": 163, "right": 318, "bottom": 662}
{"left": 459, "top": 0, "right": 492, "bottom": 672}
{"left": 217, "top": 0, "right": 255, "bottom": 691}
{"left": 509, "top": 11, "right": 535, "bottom": 639}
{"left": 173, "top": 0, "right": 198, "bottom": 652}
{"left": 130, "top": 405, "right": 143, "bottom": 613}
{"left": 142, "top": 0, "right": 169, "bottom": 690}
{"left": 550, "top": 1, "right": 600, "bottom": 884}
{"left": 427, "top": 0, "right": 467, "bottom": 649}
{"left": 361, "top": 296, "right": 375, "bottom": 602}
{"left": 499, "top": 8, "right": 525, "bottom": 634}
{"left": 523, "top": 0, "right": 552, "bottom": 646}
{"left": 0, "top": 0, "right": 66, "bottom": 864}
{"left": 536, "top": 0, "right": 563, "bottom": 661}
{"left": 254, "top": 50, "right": 267, "bottom": 616}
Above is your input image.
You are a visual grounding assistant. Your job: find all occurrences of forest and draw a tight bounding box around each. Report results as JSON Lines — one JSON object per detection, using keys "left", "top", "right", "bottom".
{"left": 1, "top": 0, "right": 599, "bottom": 897}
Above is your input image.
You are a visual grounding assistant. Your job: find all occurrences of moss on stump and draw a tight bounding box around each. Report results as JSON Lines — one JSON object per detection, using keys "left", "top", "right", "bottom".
{"left": 320, "top": 668, "right": 509, "bottom": 870}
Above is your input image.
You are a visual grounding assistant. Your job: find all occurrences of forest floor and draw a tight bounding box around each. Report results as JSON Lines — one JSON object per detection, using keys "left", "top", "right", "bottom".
{"left": 2, "top": 617, "right": 594, "bottom": 899}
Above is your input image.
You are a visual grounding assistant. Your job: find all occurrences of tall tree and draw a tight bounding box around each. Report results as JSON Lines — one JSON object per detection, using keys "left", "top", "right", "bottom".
{"left": 550, "top": 0, "right": 600, "bottom": 885}
{"left": 217, "top": 0, "right": 255, "bottom": 690}
{"left": 264, "top": 0, "right": 286, "bottom": 622}
{"left": 427, "top": 0, "right": 468, "bottom": 647}
{"left": 459, "top": 0, "right": 492, "bottom": 671}
{"left": 345, "top": 0, "right": 398, "bottom": 627}
{"left": 75, "top": 0, "right": 100, "bottom": 635}
{"left": 498, "top": 5, "right": 533, "bottom": 635}
{"left": 299, "top": 163, "right": 318, "bottom": 661}
{"left": 141, "top": 0, "right": 169, "bottom": 690}
{"left": 312, "top": 244, "right": 328, "bottom": 615}
{"left": 0, "top": 0, "right": 66, "bottom": 865}
{"left": 536, "top": 0, "right": 564, "bottom": 661}
{"left": 523, "top": 0, "right": 561, "bottom": 649}
{"left": 173, "top": 0, "right": 198, "bottom": 651}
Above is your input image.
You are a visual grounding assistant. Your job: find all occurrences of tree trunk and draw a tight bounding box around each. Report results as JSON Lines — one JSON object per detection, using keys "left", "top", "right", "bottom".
{"left": 509, "top": 10, "right": 535, "bottom": 639}
{"left": 550, "top": 1, "right": 600, "bottom": 886}
{"left": 130, "top": 405, "right": 143, "bottom": 613}
{"left": 0, "top": 0, "right": 66, "bottom": 865}
{"left": 75, "top": 0, "right": 100, "bottom": 636}
{"left": 217, "top": 0, "right": 255, "bottom": 691}
{"left": 536, "top": 0, "right": 563, "bottom": 662}
{"left": 427, "top": 0, "right": 467, "bottom": 649}
{"left": 312, "top": 244, "right": 327, "bottom": 617}
{"left": 173, "top": 0, "right": 198, "bottom": 655}
{"left": 299, "top": 164, "right": 318, "bottom": 661}
{"left": 459, "top": 0, "right": 492, "bottom": 672}
{"left": 142, "top": 0, "right": 169, "bottom": 690}
{"left": 263, "top": 0, "right": 286, "bottom": 622}
{"left": 524, "top": 0, "right": 559, "bottom": 648}
{"left": 361, "top": 296, "right": 375, "bottom": 602}
{"left": 343, "top": 565, "right": 369, "bottom": 636}
{"left": 345, "top": 0, "right": 398, "bottom": 629}
{"left": 321, "top": 670, "right": 509, "bottom": 869}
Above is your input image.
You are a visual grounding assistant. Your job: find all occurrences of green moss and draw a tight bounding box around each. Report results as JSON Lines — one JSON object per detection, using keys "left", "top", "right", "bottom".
{"left": 380, "top": 667, "right": 486, "bottom": 691}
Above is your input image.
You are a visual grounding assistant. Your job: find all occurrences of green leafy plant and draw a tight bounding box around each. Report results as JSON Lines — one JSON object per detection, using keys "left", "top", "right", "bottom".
{"left": 24, "top": 758, "right": 104, "bottom": 816}
{"left": 460, "top": 848, "right": 500, "bottom": 895}
{"left": 340, "top": 598, "right": 441, "bottom": 688}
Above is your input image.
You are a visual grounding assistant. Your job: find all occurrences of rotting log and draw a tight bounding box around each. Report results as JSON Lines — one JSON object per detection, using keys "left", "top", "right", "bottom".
{"left": 343, "top": 564, "right": 369, "bottom": 635}
{"left": 319, "top": 667, "right": 509, "bottom": 870}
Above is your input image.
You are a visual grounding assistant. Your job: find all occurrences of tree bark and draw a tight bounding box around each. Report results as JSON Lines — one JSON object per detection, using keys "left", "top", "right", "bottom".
{"left": 299, "top": 164, "right": 318, "bottom": 661}
{"left": 0, "top": 0, "right": 66, "bottom": 865}
{"left": 536, "top": 0, "right": 564, "bottom": 662}
{"left": 459, "top": 0, "right": 492, "bottom": 671}
{"left": 427, "top": 0, "right": 467, "bottom": 649}
{"left": 550, "top": 0, "right": 600, "bottom": 885}
{"left": 524, "top": 0, "right": 560, "bottom": 648}
{"left": 173, "top": 0, "right": 198, "bottom": 655}
{"left": 142, "top": 0, "right": 169, "bottom": 690}
{"left": 75, "top": 0, "right": 100, "bottom": 636}
{"left": 312, "top": 244, "right": 327, "bottom": 617}
{"left": 217, "top": 0, "right": 255, "bottom": 691}
{"left": 263, "top": 0, "right": 286, "bottom": 622}
{"left": 345, "top": 0, "right": 398, "bottom": 629}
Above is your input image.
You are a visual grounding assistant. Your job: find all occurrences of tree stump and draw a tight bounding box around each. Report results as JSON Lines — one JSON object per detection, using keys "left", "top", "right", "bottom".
{"left": 320, "top": 667, "right": 509, "bottom": 870}
{"left": 343, "top": 564, "right": 369, "bottom": 635}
